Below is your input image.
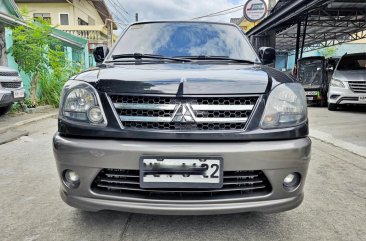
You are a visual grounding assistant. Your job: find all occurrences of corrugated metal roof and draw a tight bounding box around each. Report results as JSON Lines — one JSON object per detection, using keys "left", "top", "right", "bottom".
{"left": 247, "top": 0, "right": 366, "bottom": 52}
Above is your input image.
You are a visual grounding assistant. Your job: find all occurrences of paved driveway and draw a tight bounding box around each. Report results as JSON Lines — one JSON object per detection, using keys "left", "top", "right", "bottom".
{"left": 0, "top": 107, "right": 365, "bottom": 241}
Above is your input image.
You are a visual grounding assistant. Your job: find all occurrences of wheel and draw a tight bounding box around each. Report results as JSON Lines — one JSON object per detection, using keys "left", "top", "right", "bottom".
{"left": 320, "top": 99, "right": 327, "bottom": 107}
{"left": 328, "top": 103, "right": 338, "bottom": 111}
{"left": 0, "top": 105, "right": 12, "bottom": 116}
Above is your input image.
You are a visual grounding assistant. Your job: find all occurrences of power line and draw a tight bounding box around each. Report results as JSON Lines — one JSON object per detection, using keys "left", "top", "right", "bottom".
{"left": 114, "top": 0, "right": 130, "bottom": 15}
{"left": 106, "top": 0, "right": 131, "bottom": 23}
{"left": 114, "top": 0, "right": 134, "bottom": 22}
{"left": 192, "top": 5, "right": 243, "bottom": 20}
{"left": 203, "top": 8, "right": 243, "bottom": 18}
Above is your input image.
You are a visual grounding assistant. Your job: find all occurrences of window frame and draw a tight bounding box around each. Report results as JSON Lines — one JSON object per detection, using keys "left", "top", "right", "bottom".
{"left": 33, "top": 13, "right": 51, "bottom": 23}
{"left": 59, "top": 13, "right": 70, "bottom": 26}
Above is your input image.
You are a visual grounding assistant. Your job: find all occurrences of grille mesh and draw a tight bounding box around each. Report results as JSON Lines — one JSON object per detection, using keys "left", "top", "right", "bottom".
{"left": 348, "top": 81, "right": 366, "bottom": 93}
{"left": 0, "top": 71, "right": 18, "bottom": 77}
{"left": 109, "top": 95, "right": 259, "bottom": 131}
{"left": 1, "top": 82, "right": 21, "bottom": 89}
{"left": 92, "top": 169, "right": 272, "bottom": 200}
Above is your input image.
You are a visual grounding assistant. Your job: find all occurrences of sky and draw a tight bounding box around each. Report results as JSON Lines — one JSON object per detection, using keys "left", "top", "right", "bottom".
{"left": 107, "top": 0, "right": 249, "bottom": 33}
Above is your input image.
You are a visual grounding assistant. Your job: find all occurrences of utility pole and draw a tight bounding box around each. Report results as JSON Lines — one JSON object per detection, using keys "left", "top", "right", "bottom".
{"left": 106, "top": 18, "right": 113, "bottom": 47}
{"left": 135, "top": 13, "right": 139, "bottom": 22}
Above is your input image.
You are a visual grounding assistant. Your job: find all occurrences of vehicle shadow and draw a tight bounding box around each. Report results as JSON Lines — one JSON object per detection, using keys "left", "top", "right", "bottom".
{"left": 336, "top": 105, "right": 366, "bottom": 113}
{"left": 76, "top": 210, "right": 288, "bottom": 240}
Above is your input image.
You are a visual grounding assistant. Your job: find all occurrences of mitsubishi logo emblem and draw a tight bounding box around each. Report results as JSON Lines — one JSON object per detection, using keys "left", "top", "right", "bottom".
{"left": 172, "top": 104, "right": 195, "bottom": 123}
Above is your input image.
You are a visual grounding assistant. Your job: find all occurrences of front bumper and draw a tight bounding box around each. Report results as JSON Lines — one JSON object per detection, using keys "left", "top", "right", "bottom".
{"left": 328, "top": 85, "right": 366, "bottom": 105}
{"left": 0, "top": 88, "right": 25, "bottom": 107}
{"left": 53, "top": 134, "right": 311, "bottom": 215}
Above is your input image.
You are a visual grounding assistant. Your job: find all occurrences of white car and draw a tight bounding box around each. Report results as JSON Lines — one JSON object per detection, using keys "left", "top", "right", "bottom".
{"left": 0, "top": 66, "right": 25, "bottom": 115}
{"left": 327, "top": 53, "right": 366, "bottom": 111}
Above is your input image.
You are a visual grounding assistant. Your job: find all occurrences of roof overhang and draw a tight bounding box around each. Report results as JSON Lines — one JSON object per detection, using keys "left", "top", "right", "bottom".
{"left": 0, "top": 12, "right": 85, "bottom": 49}
{"left": 89, "top": 0, "right": 117, "bottom": 30}
{"left": 247, "top": 0, "right": 366, "bottom": 53}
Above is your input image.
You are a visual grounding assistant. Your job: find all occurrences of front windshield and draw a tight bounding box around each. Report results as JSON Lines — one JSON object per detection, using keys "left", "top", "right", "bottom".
{"left": 109, "top": 22, "right": 258, "bottom": 62}
{"left": 297, "top": 59, "right": 323, "bottom": 85}
{"left": 337, "top": 55, "right": 366, "bottom": 71}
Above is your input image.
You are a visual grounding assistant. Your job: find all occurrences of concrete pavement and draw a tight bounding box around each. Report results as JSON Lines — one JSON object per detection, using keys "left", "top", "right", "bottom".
{"left": 0, "top": 108, "right": 365, "bottom": 241}
{"left": 308, "top": 106, "right": 366, "bottom": 157}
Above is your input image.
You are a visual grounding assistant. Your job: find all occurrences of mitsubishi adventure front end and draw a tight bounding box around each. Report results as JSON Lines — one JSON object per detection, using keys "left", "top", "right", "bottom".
{"left": 53, "top": 21, "right": 311, "bottom": 215}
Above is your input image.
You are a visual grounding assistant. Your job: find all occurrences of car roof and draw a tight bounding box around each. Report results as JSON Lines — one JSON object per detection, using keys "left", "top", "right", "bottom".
{"left": 129, "top": 20, "right": 237, "bottom": 28}
{"left": 343, "top": 52, "right": 366, "bottom": 57}
{"left": 299, "top": 56, "right": 325, "bottom": 61}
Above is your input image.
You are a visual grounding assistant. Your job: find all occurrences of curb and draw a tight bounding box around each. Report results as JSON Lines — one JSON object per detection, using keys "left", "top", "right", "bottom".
{"left": 0, "top": 111, "right": 58, "bottom": 134}
{"left": 0, "top": 130, "right": 30, "bottom": 145}
{"left": 309, "top": 129, "right": 366, "bottom": 158}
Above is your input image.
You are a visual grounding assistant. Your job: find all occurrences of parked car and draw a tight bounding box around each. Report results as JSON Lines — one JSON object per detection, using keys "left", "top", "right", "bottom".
{"left": 0, "top": 66, "right": 25, "bottom": 115}
{"left": 297, "top": 56, "right": 329, "bottom": 106}
{"left": 328, "top": 53, "right": 366, "bottom": 111}
{"left": 53, "top": 21, "right": 311, "bottom": 215}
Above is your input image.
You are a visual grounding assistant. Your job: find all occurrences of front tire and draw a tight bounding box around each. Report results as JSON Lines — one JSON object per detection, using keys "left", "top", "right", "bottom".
{"left": 328, "top": 103, "right": 338, "bottom": 111}
{"left": 0, "top": 105, "right": 12, "bottom": 116}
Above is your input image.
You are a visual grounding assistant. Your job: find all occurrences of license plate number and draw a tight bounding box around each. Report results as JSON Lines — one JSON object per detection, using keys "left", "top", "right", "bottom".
{"left": 13, "top": 90, "right": 24, "bottom": 98}
{"left": 307, "top": 96, "right": 314, "bottom": 100}
{"left": 359, "top": 96, "right": 366, "bottom": 102}
{"left": 140, "top": 157, "right": 223, "bottom": 189}
{"left": 306, "top": 91, "right": 318, "bottom": 96}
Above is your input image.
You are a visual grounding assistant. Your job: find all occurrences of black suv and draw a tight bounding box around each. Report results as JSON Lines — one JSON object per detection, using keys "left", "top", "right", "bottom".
{"left": 53, "top": 21, "right": 311, "bottom": 215}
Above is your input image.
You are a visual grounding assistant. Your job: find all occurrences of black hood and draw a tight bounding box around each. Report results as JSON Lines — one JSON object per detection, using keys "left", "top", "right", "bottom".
{"left": 72, "top": 63, "right": 293, "bottom": 95}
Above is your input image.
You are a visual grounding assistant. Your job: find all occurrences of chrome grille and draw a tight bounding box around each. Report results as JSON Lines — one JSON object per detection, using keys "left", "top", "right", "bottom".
{"left": 0, "top": 71, "right": 18, "bottom": 76}
{"left": 348, "top": 81, "right": 366, "bottom": 93}
{"left": 1, "top": 82, "right": 22, "bottom": 89}
{"left": 92, "top": 169, "right": 272, "bottom": 200}
{"left": 109, "top": 95, "right": 259, "bottom": 131}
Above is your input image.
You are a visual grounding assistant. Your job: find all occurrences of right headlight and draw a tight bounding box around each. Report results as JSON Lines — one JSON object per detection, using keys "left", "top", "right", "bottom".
{"left": 261, "top": 83, "right": 307, "bottom": 129}
{"left": 60, "top": 80, "right": 107, "bottom": 125}
{"left": 330, "top": 78, "right": 345, "bottom": 88}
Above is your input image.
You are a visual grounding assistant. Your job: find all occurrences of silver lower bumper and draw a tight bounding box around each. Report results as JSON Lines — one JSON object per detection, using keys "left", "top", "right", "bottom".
{"left": 53, "top": 134, "right": 311, "bottom": 215}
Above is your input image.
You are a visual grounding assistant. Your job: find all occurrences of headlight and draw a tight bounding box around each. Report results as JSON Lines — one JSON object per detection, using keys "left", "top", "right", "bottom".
{"left": 60, "top": 80, "right": 106, "bottom": 125}
{"left": 261, "top": 83, "right": 307, "bottom": 129}
{"left": 330, "top": 78, "right": 345, "bottom": 88}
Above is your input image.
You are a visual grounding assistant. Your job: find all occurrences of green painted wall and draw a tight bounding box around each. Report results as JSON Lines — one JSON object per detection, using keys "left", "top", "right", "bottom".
{"left": 5, "top": 28, "right": 31, "bottom": 95}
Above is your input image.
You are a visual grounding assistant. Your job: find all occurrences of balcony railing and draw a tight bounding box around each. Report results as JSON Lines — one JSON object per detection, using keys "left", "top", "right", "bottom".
{"left": 57, "top": 25, "right": 109, "bottom": 42}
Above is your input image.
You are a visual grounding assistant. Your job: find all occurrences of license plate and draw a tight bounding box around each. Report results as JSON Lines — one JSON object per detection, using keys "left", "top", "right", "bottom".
{"left": 306, "top": 91, "right": 318, "bottom": 96}
{"left": 13, "top": 90, "right": 25, "bottom": 98}
{"left": 359, "top": 96, "right": 366, "bottom": 102}
{"left": 307, "top": 96, "right": 314, "bottom": 100}
{"left": 140, "top": 157, "right": 223, "bottom": 189}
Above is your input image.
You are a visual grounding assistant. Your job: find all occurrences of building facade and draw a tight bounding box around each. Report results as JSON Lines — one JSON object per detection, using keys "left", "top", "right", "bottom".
{"left": 15, "top": 0, "right": 117, "bottom": 65}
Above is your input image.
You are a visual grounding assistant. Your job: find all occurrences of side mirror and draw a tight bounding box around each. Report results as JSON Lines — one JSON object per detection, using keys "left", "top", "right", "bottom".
{"left": 258, "top": 47, "right": 276, "bottom": 65}
{"left": 93, "top": 45, "right": 109, "bottom": 63}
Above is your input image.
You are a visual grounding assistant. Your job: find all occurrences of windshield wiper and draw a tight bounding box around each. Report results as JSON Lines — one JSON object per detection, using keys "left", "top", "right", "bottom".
{"left": 108, "top": 53, "right": 192, "bottom": 63}
{"left": 175, "top": 55, "right": 257, "bottom": 64}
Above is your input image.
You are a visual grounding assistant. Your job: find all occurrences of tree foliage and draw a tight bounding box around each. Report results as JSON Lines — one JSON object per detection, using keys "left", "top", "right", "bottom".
{"left": 319, "top": 46, "right": 338, "bottom": 58}
{"left": 9, "top": 17, "right": 81, "bottom": 107}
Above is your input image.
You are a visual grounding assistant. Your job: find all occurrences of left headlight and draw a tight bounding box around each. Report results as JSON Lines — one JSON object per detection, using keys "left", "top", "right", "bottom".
{"left": 261, "top": 83, "right": 307, "bottom": 129}
{"left": 330, "top": 78, "right": 345, "bottom": 88}
{"left": 60, "top": 80, "right": 107, "bottom": 125}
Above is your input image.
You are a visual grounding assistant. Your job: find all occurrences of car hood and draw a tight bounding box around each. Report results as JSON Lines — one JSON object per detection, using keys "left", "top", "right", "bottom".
{"left": 73, "top": 64, "right": 292, "bottom": 95}
{"left": 333, "top": 70, "right": 366, "bottom": 82}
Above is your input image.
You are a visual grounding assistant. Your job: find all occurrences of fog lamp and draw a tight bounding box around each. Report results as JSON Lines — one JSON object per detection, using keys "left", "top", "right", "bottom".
{"left": 283, "top": 172, "right": 301, "bottom": 191}
{"left": 87, "top": 106, "right": 103, "bottom": 124}
{"left": 63, "top": 169, "right": 80, "bottom": 188}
